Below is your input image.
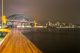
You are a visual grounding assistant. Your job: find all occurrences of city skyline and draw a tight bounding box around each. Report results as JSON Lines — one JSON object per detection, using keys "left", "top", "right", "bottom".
{"left": 0, "top": 0, "right": 80, "bottom": 24}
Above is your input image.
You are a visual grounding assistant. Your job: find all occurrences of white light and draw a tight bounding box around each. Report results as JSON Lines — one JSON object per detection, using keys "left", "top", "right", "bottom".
{"left": 22, "top": 26, "right": 25, "bottom": 28}
{"left": 17, "top": 26, "right": 21, "bottom": 28}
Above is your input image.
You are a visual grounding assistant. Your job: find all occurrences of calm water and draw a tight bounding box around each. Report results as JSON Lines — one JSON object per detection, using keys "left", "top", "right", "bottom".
{"left": 20, "top": 28, "right": 80, "bottom": 53}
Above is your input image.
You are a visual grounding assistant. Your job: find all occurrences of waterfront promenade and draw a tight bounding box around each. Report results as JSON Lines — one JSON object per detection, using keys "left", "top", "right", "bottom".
{"left": 0, "top": 28, "right": 42, "bottom": 53}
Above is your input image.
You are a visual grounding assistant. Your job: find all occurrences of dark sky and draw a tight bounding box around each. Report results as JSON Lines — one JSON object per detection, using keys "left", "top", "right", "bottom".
{"left": 0, "top": 0, "right": 80, "bottom": 24}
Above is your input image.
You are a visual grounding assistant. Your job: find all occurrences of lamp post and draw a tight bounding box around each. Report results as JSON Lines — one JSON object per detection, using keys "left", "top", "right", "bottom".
{"left": 2, "top": 0, "right": 7, "bottom": 28}
{"left": 2, "top": 0, "right": 4, "bottom": 28}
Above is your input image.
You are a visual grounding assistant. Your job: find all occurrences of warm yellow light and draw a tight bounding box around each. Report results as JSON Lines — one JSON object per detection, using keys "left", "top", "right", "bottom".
{"left": 34, "top": 16, "right": 37, "bottom": 28}
{"left": 2, "top": 16, "right": 7, "bottom": 24}
{"left": 0, "top": 29, "right": 10, "bottom": 32}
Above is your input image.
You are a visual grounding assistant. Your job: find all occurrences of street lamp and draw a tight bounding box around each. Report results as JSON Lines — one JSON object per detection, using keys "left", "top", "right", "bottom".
{"left": 2, "top": 0, "right": 7, "bottom": 28}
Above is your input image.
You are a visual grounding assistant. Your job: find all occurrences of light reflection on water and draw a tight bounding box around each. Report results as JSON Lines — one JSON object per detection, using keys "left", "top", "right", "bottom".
{"left": 22, "top": 28, "right": 80, "bottom": 53}
{"left": 0, "top": 28, "right": 80, "bottom": 53}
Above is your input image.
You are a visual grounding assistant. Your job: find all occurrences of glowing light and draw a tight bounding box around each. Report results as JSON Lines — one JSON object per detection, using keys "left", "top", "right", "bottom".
{"left": 2, "top": 16, "right": 7, "bottom": 24}
{"left": 34, "top": 16, "right": 37, "bottom": 28}
{"left": 0, "top": 29, "right": 10, "bottom": 32}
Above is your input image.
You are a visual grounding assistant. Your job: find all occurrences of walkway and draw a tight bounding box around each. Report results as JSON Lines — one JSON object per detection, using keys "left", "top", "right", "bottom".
{"left": 0, "top": 29, "right": 42, "bottom": 53}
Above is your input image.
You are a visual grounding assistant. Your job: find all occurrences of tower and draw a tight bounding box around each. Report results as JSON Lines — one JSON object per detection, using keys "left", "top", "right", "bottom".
{"left": 34, "top": 16, "right": 37, "bottom": 28}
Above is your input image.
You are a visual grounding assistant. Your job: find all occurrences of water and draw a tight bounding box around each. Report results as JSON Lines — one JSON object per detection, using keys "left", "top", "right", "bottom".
{"left": 22, "top": 28, "right": 80, "bottom": 53}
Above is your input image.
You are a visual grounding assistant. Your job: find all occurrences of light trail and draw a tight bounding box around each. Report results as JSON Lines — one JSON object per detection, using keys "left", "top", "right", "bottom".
{"left": 0, "top": 29, "right": 43, "bottom": 53}
{"left": 0, "top": 0, "right": 43, "bottom": 52}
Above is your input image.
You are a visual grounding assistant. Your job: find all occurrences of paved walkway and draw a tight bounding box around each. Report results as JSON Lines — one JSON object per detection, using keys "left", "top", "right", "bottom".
{"left": 0, "top": 29, "right": 42, "bottom": 53}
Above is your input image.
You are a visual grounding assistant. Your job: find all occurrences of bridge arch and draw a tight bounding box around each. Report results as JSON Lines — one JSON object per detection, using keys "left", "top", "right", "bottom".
{"left": 7, "top": 14, "right": 34, "bottom": 28}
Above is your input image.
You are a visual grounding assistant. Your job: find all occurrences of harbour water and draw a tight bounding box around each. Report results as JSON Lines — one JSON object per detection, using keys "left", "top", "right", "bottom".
{"left": 22, "top": 28, "right": 80, "bottom": 53}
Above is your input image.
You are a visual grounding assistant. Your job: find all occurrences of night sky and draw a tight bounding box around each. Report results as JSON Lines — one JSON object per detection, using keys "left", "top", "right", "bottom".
{"left": 0, "top": 0, "right": 80, "bottom": 24}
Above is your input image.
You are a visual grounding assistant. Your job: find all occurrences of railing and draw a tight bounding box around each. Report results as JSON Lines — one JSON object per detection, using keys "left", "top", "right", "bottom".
{"left": 0, "top": 29, "right": 10, "bottom": 32}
